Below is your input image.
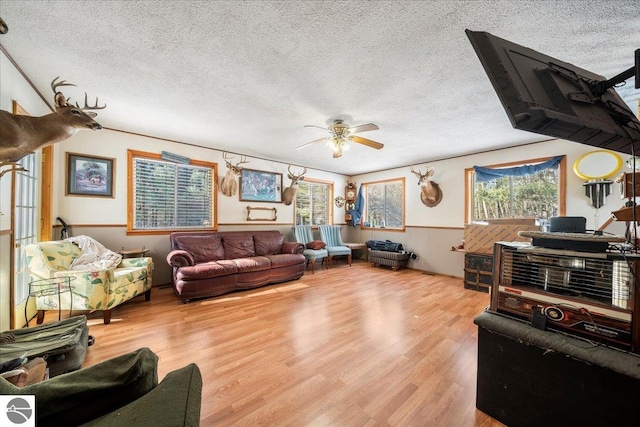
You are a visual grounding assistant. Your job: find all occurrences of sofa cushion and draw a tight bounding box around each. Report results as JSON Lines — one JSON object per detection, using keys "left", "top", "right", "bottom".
{"left": 174, "top": 235, "right": 225, "bottom": 263}
{"left": 176, "top": 261, "right": 238, "bottom": 281}
{"left": 222, "top": 234, "right": 255, "bottom": 259}
{"left": 254, "top": 233, "right": 285, "bottom": 256}
{"left": 265, "top": 253, "right": 306, "bottom": 268}
{"left": 233, "top": 256, "right": 271, "bottom": 273}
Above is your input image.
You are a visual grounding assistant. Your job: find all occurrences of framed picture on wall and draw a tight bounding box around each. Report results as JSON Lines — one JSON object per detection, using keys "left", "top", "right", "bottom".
{"left": 66, "top": 153, "right": 115, "bottom": 198}
{"left": 239, "top": 169, "right": 282, "bottom": 203}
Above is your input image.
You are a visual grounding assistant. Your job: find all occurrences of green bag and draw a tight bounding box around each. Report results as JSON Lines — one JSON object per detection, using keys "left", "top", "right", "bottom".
{"left": 0, "top": 315, "right": 89, "bottom": 377}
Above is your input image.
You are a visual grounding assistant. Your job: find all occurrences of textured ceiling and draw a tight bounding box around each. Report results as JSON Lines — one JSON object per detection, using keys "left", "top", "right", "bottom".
{"left": 1, "top": 0, "right": 639, "bottom": 175}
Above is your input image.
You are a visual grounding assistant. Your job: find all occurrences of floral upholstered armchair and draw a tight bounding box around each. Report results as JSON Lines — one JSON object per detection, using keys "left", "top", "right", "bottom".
{"left": 24, "top": 239, "right": 153, "bottom": 324}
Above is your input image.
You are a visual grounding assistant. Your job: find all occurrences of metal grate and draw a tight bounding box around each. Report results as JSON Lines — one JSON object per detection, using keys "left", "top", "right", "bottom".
{"left": 500, "top": 248, "right": 633, "bottom": 310}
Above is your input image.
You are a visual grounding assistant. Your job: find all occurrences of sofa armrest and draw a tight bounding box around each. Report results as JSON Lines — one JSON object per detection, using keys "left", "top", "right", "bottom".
{"left": 281, "top": 242, "right": 305, "bottom": 255}
{"left": 0, "top": 347, "right": 159, "bottom": 427}
{"left": 167, "top": 250, "right": 195, "bottom": 268}
{"left": 80, "top": 363, "right": 203, "bottom": 427}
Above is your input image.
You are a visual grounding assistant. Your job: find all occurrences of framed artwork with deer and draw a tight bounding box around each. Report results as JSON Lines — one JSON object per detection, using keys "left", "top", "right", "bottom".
{"left": 66, "top": 152, "right": 115, "bottom": 197}
{"left": 239, "top": 169, "right": 282, "bottom": 203}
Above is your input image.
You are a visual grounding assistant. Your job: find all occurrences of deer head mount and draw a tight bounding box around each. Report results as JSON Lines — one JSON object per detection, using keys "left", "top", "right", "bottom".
{"left": 0, "top": 77, "right": 106, "bottom": 177}
{"left": 282, "top": 165, "right": 307, "bottom": 206}
{"left": 411, "top": 166, "right": 443, "bottom": 208}
{"left": 219, "top": 151, "right": 249, "bottom": 197}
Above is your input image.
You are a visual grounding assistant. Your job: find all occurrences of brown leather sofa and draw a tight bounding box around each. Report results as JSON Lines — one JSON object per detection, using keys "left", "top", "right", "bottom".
{"left": 167, "top": 230, "right": 305, "bottom": 302}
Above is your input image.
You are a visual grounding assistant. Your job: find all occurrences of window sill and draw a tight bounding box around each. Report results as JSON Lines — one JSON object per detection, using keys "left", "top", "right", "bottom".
{"left": 361, "top": 226, "right": 405, "bottom": 232}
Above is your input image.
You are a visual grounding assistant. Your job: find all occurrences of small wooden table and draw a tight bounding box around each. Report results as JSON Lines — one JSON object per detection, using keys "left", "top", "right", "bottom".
{"left": 117, "top": 247, "right": 150, "bottom": 258}
{"left": 344, "top": 243, "right": 367, "bottom": 261}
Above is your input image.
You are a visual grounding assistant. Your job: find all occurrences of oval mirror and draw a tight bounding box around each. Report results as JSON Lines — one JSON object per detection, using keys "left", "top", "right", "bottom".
{"left": 573, "top": 150, "right": 622, "bottom": 181}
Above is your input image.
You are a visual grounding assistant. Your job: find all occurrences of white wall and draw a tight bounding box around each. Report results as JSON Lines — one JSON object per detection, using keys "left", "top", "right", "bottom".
{"left": 353, "top": 140, "right": 628, "bottom": 230}
{"left": 51, "top": 129, "right": 348, "bottom": 226}
{"left": 345, "top": 140, "right": 629, "bottom": 275}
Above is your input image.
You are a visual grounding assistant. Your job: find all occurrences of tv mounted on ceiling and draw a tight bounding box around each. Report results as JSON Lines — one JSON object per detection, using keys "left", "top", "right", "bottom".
{"left": 465, "top": 30, "right": 640, "bottom": 154}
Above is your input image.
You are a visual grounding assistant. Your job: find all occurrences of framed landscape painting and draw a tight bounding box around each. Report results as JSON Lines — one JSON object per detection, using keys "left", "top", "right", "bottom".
{"left": 66, "top": 153, "right": 115, "bottom": 197}
{"left": 239, "top": 169, "right": 282, "bottom": 203}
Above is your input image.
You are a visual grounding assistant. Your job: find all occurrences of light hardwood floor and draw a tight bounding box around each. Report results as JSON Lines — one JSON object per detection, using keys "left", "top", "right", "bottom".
{"left": 75, "top": 260, "right": 505, "bottom": 426}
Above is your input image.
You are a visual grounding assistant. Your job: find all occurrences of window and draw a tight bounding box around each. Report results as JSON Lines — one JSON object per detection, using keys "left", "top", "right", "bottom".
{"left": 465, "top": 156, "right": 566, "bottom": 223}
{"left": 363, "top": 178, "right": 405, "bottom": 230}
{"left": 295, "top": 179, "right": 332, "bottom": 226}
{"left": 14, "top": 152, "right": 39, "bottom": 306}
{"left": 128, "top": 150, "right": 217, "bottom": 233}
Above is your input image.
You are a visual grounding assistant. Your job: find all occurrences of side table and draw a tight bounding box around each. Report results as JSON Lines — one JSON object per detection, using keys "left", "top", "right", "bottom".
{"left": 26, "top": 277, "right": 75, "bottom": 326}
{"left": 344, "top": 243, "right": 368, "bottom": 261}
{"left": 117, "top": 247, "right": 150, "bottom": 258}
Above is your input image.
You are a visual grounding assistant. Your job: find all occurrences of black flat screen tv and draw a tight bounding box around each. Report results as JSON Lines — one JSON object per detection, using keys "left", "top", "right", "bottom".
{"left": 466, "top": 30, "right": 640, "bottom": 153}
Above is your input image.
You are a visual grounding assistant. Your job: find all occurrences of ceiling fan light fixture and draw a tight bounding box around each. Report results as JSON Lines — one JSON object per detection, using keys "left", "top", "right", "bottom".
{"left": 298, "top": 119, "right": 383, "bottom": 158}
{"left": 327, "top": 136, "right": 348, "bottom": 153}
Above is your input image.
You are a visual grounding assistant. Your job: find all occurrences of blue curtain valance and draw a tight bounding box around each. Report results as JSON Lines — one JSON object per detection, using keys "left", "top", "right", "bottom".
{"left": 473, "top": 155, "right": 564, "bottom": 183}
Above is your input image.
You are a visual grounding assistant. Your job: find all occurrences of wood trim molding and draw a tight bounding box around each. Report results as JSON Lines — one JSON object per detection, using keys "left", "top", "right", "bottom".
{"left": 40, "top": 146, "right": 53, "bottom": 240}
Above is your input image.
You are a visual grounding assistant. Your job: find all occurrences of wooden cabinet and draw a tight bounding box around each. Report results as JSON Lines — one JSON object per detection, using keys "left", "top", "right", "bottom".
{"left": 464, "top": 252, "right": 492, "bottom": 293}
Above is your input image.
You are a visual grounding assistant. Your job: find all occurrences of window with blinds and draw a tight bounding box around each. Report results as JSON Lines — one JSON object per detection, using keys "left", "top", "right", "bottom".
{"left": 129, "top": 151, "right": 216, "bottom": 232}
{"left": 295, "top": 180, "right": 332, "bottom": 226}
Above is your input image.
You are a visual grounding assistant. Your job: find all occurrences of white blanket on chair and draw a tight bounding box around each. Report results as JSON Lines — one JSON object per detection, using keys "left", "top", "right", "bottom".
{"left": 67, "top": 235, "right": 123, "bottom": 271}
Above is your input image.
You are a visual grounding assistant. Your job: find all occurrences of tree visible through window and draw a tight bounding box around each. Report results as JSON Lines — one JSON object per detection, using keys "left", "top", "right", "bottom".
{"left": 466, "top": 156, "right": 566, "bottom": 223}
{"left": 363, "top": 178, "right": 404, "bottom": 229}
{"left": 295, "top": 179, "right": 332, "bottom": 226}
{"left": 128, "top": 150, "right": 217, "bottom": 232}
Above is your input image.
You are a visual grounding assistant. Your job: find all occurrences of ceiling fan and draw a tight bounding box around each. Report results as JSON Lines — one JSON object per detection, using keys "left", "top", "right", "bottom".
{"left": 296, "top": 119, "right": 384, "bottom": 158}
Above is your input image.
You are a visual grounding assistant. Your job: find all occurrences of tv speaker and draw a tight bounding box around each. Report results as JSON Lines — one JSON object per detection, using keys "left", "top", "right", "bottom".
{"left": 549, "top": 216, "right": 586, "bottom": 233}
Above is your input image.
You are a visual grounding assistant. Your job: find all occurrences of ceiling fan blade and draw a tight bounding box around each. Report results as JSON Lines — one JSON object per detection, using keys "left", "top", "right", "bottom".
{"left": 295, "top": 137, "right": 326, "bottom": 150}
{"left": 348, "top": 123, "right": 379, "bottom": 133}
{"left": 303, "top": 124, "right": 328, "bottom": 130}
{"left": 349, "top": 135, "right": 384, "bottom": 149}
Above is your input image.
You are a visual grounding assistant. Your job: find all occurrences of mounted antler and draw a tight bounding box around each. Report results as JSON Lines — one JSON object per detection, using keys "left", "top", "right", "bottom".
{"left": 1, "top": 77, "right": 105, "bottom": 177}
{"left": 219, "top": 151, "right": 249, "bottom": 196}
{"left": 282, "top": 165, "right": 308, "bottom": 205}
{"left": 410, "top": 165, "right": 443, "bottom": 208}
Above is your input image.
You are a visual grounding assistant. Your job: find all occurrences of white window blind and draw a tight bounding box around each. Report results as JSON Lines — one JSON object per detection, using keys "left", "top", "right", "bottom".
{"left": 295, "top": 181, "right": 330, "bottom": 226}
{"left": 133, "top": 157, "right": 213, "bottom": 230}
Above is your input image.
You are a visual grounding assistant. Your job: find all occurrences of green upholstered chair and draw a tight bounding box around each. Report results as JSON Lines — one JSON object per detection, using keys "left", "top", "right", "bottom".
{"left": 319, "top": 225, "right": 352, "bottom": 268}
{"left": 293, "top": 225, "right": 327, "bottom": 274}
{"left": 0, "top": 347, "right": 202, "bottom": 426}
{"left": 24, "top": 240, "right": 153, "bottom": 324}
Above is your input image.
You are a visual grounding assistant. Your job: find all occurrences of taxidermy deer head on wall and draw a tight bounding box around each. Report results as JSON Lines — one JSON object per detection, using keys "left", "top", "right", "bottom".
{"left": 411, "top": 165, "right": 443, "bottom": 208}
{"left": 219, "top": 151, "right": 249, "bottom": 196}
{"left": 282, "top": 165, "right": 307, "bottom": 206}
{"left": 0, "top": 77, "right": 105, "bottom": 177}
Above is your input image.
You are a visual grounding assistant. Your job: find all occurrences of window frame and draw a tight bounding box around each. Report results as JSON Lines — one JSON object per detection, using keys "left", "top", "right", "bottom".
{"left": 464, "top": 155, "right": 566, "bottom": 224}
{"left": 127, "top": 149, "right": 218, "bottom": 235}
{"left": 361, "top": 177, "right": 406, "bottom": 232}
{"left": 293, "top": 178, "right": 333, "bottom": 226}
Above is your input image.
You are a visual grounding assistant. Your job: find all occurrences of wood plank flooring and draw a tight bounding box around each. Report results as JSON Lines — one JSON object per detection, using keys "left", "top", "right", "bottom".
{"left": 75, "top": 261, "right": 505, "bottom": 426}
